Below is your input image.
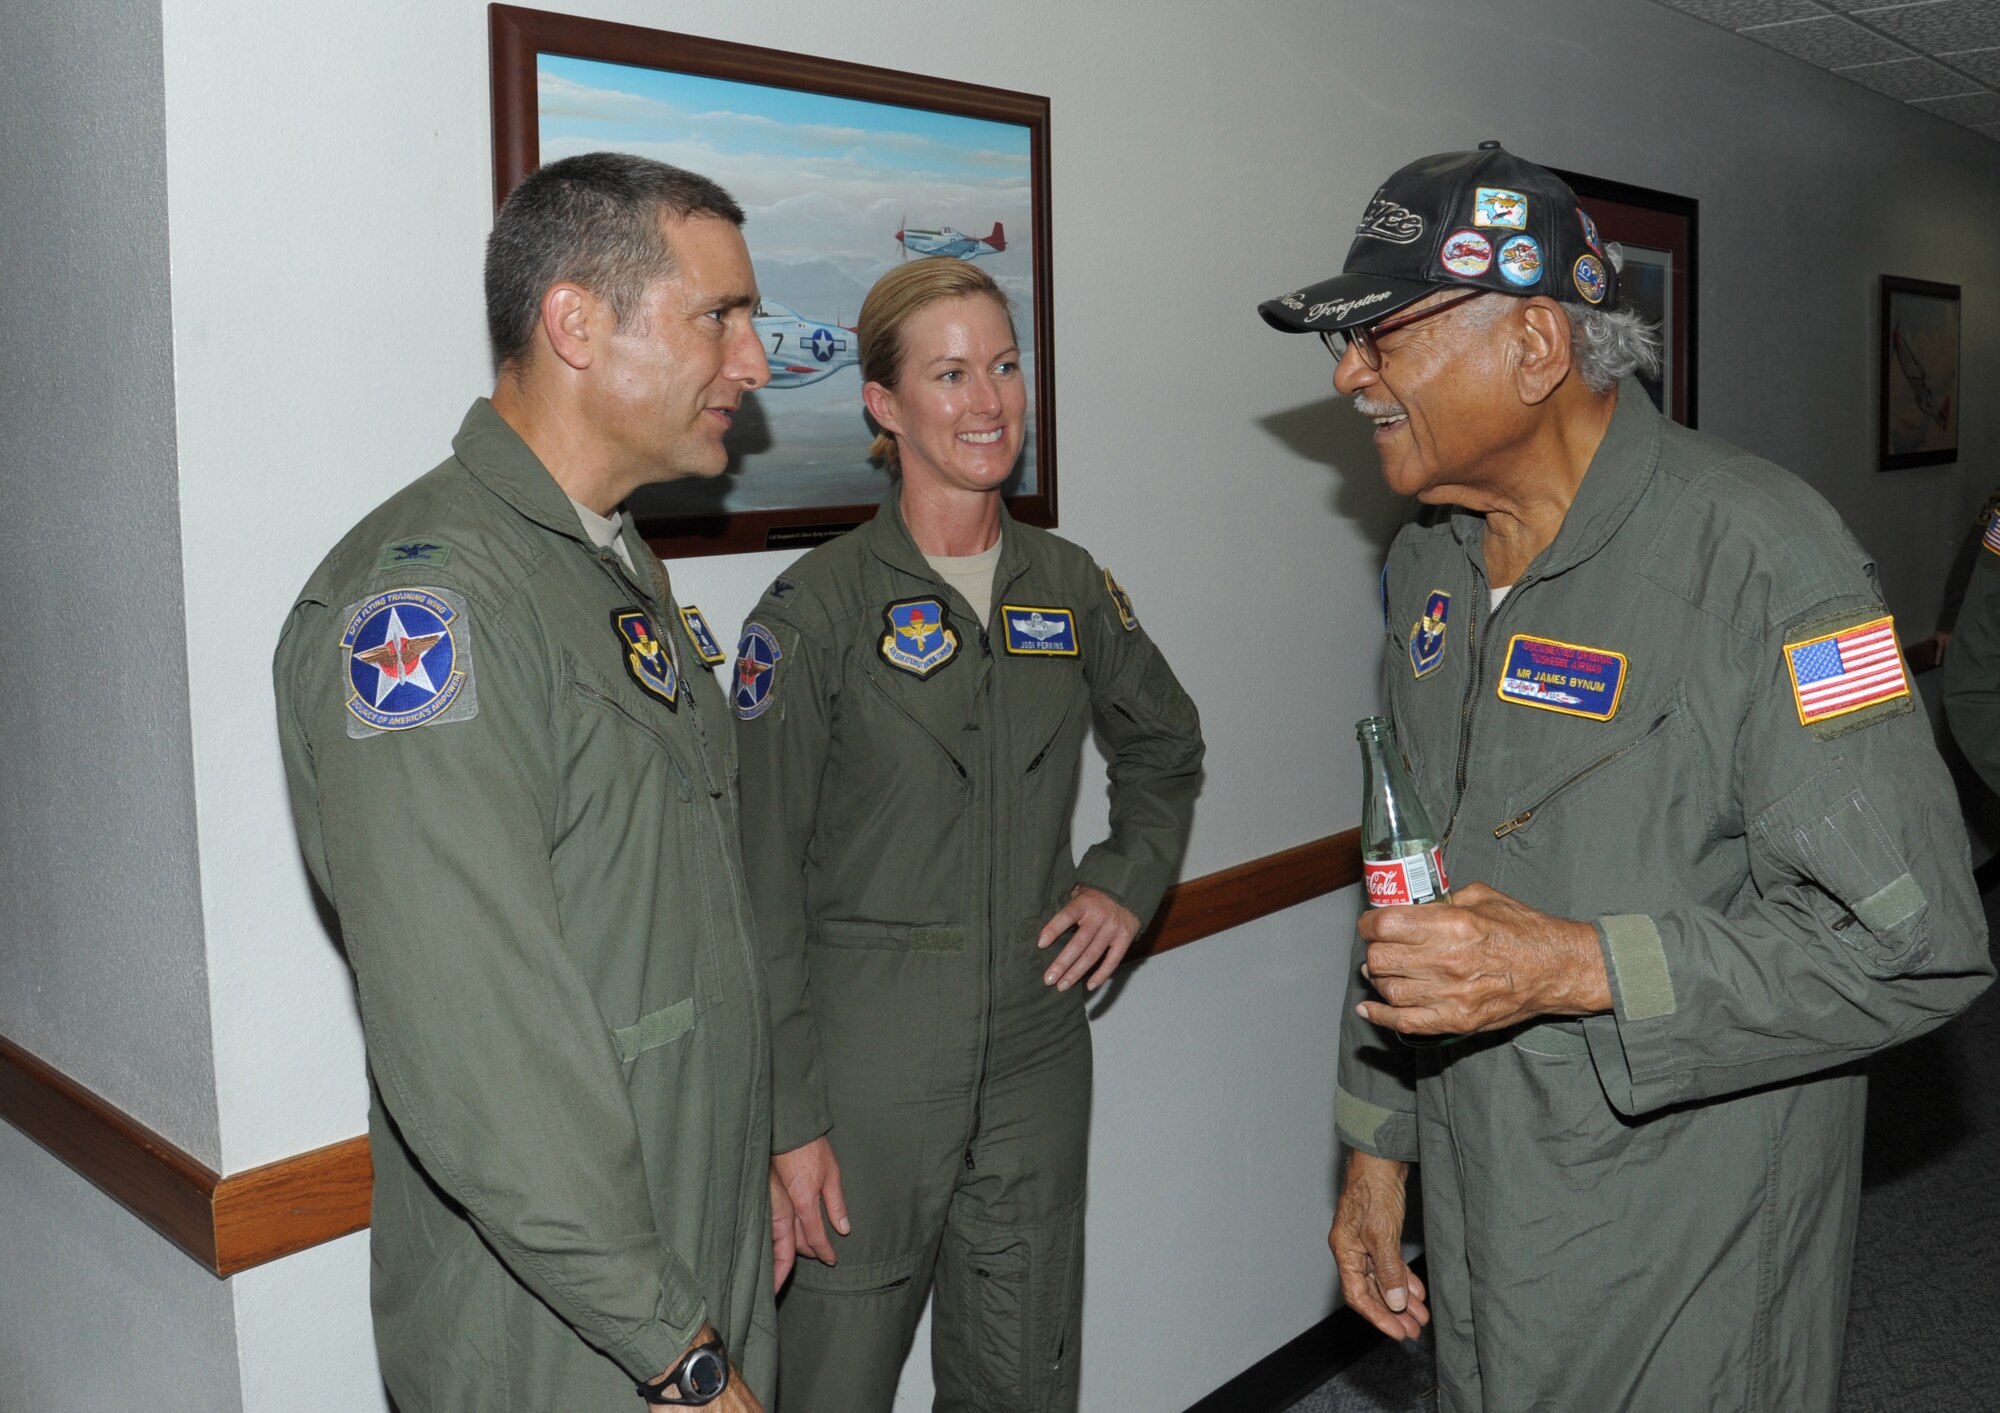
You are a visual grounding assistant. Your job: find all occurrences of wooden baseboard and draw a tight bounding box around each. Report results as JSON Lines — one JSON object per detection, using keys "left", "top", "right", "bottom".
{"left": 0, "top": 1034, "right": 374, "bottom": 1277}
{"left": 0, "top": 831, "right": 1361, "bottom": 1276}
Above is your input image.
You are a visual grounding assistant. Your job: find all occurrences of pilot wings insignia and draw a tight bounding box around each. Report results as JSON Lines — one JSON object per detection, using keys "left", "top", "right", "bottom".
{"left": 1001, "top": 604, "right": 1078, "bottom": 656}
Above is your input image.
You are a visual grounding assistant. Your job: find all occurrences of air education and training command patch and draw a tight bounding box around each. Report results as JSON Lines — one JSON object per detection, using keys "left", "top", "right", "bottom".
{"left": 1410, "top": 590, "right": 1450, "bottom": 678}
{"left": 1784, "top": 613, "right": 1911, "bottom": 738}
{"left": 1002, "top": 606, "right": 1079, "bottom": 656}
{"left": 1497, "top": 634, "right": 1628, "bottom": 721}
{"left": 678, "top": 605, "right": 727, "bottom": 666}
{"left": 341, "top": 587, "right": 478, "bottom": 737}
{"left": 733, "top": 624, "right": 781, "bottom": 721}
{"left": 612, "top": 608, "right": 678, "bottom": 710}
{"left": 1105, "top": 569, "right": 1139, "bottom": 632}
{"left": 880, "top": 599, "right": 959, "bottom": 679}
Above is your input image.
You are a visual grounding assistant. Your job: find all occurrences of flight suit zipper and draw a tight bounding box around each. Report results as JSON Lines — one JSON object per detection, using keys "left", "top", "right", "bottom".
{"left": 1443, "top": 591, "right": 1484, "bottom": 850}
{"left": 1443, "top": 571, "right": 1536, "bottom": 850}
{"left": 1489, "top": 711, "right": 1675, "bottom": 838}
{"left": 966, "top": 622, "right": 998, "bottom": 1173}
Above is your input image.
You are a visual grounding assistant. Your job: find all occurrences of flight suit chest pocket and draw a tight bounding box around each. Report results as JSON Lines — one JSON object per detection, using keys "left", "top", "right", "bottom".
{"left": 563, "top": 654, "right": 697, "bottom": 801}
{"left": 1489, "top": 699, "right": 1707, "bottom": 917}
{"left": 1012, "top": 662, "right": 1088, "bottom": 780}
{"left": 558, "top": 652, "right": 726, "bottom": 1052}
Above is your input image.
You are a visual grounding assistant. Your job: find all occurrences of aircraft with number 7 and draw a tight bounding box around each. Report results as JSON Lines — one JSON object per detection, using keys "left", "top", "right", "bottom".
{"left": 753, "top": 301, "right": 860, "bottom": 389}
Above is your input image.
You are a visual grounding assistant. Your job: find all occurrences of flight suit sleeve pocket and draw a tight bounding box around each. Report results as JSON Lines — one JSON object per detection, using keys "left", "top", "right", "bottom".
{"left": 1752, "top": 759, "right": 1932, "bottom": 975}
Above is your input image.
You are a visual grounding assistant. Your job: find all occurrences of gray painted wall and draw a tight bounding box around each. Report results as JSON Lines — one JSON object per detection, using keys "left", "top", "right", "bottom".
{"left": 0, "top": 0, "right": 217, "bottom": 1159}
{"left": 0, "top": 1126, "right": 241, "bottom": 1413}
{"left": 0, "top": 1, "right": 235, "bottom": 1409}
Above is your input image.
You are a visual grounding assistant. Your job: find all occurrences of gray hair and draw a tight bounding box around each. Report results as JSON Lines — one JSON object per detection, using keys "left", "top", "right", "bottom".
{"left": 1557, "top": 242, "right": 1662, "bottom": 393}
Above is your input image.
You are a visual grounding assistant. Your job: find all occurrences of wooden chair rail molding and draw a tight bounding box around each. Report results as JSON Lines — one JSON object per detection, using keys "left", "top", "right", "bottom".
{"left": 0, "top": 828, "right": 1361, "bottom": 1277}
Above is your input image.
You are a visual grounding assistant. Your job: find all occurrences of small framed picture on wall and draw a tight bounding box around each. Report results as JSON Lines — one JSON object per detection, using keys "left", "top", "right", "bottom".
{"left": 1879, "top": 276, "right": 1960, "bottom": 472}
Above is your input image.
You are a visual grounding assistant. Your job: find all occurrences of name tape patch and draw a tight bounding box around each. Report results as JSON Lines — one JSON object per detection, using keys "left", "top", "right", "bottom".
{"left": 1002, "top": 605, "right": 1079, "bottom": 656}
{"left": 1497, "top": 634, "right": 1628, "bottom": 721}
{"left": 678, "top": 604, "right": 726, "bottom": 666}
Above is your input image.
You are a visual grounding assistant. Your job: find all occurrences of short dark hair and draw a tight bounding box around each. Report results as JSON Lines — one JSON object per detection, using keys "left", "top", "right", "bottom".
{"left": 484, "top": 152, "right": 746, "bottom": 368}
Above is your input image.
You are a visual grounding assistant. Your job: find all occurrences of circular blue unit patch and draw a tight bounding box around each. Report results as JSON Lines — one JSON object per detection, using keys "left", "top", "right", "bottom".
{"left": 343, "top": 589, "right": 465, "bottom": 730}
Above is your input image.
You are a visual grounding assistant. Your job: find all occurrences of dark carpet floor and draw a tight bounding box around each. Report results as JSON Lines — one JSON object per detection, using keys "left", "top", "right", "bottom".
{"left": 1289, "top": 884, "right": 2000, "bottom": 1413}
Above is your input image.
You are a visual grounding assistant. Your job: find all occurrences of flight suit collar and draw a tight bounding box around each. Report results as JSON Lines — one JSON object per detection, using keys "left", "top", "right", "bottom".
{"left": 861, "top": 490, "right": 1032, "bottom": 597}
{"left": 451, "top": 398, "right": 667, "bottom": 609}
{"left": 1450, "top": 376, "right": 1664, "bottom": 585}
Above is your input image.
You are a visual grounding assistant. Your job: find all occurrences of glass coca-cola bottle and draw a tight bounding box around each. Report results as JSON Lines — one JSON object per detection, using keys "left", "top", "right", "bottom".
{"left": 1357, "top": 716, "right": 1454, "bottom": 1046}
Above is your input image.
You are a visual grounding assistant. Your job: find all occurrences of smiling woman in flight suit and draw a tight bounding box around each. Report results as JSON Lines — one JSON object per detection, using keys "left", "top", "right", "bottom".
{"left": 731, "top": 257, "right": 1204, "bottom": 1412}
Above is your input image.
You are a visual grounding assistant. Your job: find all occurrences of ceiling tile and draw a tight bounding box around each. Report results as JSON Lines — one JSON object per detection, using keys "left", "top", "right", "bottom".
{"left": 1655, "top": 0, "right": 1829, "bottom": 24}
{"left": 1936, "top": 44, "right": 2000, "bottom": 82}
{"left": 1741, "top": 14, "right": 1914, "bottom": 64}
{"left": 1851, "top": 1, "right": 2000, "bottom": 53}
{"left": 1835, "top": 53, "right": 1986, "bottom": 93}
{"left": 1911, "top": 88, "right": 2000, "bottom": 120}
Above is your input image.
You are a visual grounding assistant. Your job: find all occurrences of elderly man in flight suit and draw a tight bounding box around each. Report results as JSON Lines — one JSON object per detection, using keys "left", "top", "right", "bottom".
{"left": 1260, "top": 144, "right": 1992, "bottom": 1411}
{"left": 274, "top": 154, "right": 776, "bottom": 1411}
{"left": 1944, "top": 501, "right": 2000, "bottom": 796}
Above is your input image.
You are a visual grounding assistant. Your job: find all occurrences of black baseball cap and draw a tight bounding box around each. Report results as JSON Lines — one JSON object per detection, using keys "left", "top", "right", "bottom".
{"left": 1258, "top": 142, "right": 1618, "bottom": 334}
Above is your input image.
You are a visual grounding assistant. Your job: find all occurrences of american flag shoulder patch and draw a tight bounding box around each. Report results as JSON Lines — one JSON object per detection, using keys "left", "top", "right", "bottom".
{"left": 1983, "top": 510, "right": 2000, "bottom": 557}
{"left": 1783, "top": 614, "right": 1911, "bottom": 730}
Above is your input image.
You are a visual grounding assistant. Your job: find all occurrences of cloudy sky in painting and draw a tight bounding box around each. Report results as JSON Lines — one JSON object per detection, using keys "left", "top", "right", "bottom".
{"left": 538, "top": 56, "right": 1038, "bottom": 510}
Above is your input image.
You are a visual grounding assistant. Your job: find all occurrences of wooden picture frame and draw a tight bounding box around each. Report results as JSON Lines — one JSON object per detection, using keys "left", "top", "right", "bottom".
{"left": 1553, "top": 169, "right": 1698, "bottom": 429}
{"left": 490, "top": 4, "right": 1056, "bottom": 557}
{"left": 1879, "top": 276, "right": 1960, "bottom": 472}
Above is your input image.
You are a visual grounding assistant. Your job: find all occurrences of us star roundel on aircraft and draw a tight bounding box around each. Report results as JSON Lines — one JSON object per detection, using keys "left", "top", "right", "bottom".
{"left": 341, "top": 588, "right": 479, "bottom": 737}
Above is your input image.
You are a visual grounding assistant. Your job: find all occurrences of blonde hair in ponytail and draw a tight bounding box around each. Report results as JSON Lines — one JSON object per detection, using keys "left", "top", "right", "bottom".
{"left": 858, "top": 258, "right": 1017, "bottom": 474}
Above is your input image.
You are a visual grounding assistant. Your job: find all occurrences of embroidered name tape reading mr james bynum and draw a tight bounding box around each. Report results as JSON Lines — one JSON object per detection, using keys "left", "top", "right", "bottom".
{"left": 1785, "top": 615, "right": 1909, "bottom": 727}
{"left": 1496, "top": 634, "right": 1628, "bottom": 721}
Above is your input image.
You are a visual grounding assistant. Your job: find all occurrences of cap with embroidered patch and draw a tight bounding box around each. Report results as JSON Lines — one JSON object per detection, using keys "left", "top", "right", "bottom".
{"left": 1258, "top": 142, "right": 1619, "bottom": 334}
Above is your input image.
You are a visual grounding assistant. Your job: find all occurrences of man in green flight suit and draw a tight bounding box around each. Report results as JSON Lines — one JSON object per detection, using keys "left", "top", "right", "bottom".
{"left": 274, "top": 154, "right": 778, "bottom": 1411}
{"left": 1944, "top": 500, "right": 2000, "bottom": 796}
{"left": 1260, "top": 144, "right": 1992, "bottom": 1411}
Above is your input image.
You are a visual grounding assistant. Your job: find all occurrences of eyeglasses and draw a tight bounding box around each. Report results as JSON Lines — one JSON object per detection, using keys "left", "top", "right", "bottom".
{"left": 1319, "top": 289, "right": 1489, "bottom": 371}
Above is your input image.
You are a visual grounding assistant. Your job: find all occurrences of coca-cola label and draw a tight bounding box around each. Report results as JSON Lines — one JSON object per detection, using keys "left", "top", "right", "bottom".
{"left": 1365, "top": 849, "right": 1443, "bottom": 907}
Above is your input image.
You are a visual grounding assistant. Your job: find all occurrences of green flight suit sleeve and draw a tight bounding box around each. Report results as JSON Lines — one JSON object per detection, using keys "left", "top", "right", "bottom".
{"left": 731, "top": 596, "right": 837, "bottom": 1154}
{"left": 1333, "top": 644, "right": 1420, "bottom": 1163}
{"left": 1943, "top": 532, "right": 2000, "bottom": 797}
{"left": 1071, "top": 568, "right": 1206, "bottom": 927}
{"left": 274, "top": 589, "right": 707, "bottom": 1382}
{"left": 1583, "top": 592, "right": 1995, "bottom": 1117}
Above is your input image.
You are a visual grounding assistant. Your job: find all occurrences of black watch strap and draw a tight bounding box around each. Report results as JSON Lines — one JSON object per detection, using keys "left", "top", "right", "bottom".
{"left": 637, "top": 1338, "right": 729, "bottom": 1406}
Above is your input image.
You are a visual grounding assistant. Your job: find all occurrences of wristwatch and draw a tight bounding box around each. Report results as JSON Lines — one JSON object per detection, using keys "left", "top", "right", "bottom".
{"left": 637, "top": 1337, "right": 729, "bottom": 1406}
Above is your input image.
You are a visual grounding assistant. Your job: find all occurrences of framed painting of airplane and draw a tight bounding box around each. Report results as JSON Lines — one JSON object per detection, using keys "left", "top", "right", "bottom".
{"left": 490, "top": 5, "right": 1056, "bottom": 557}
{"left": 1878, "top": 276, "right": 1959, "bottom": 472}
{"left": 1553, "top": 168, "right": 1698, "bottom": 429}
